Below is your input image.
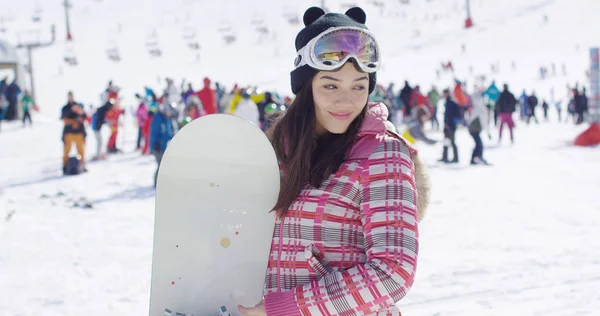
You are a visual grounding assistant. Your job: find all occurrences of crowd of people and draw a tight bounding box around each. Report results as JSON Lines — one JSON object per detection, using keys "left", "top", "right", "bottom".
{"left": 1, "top": 73, "right": 591, "bottom": 178}
{"left": 370, "top": 79, "right": 592, "bottom": 166}
{"left": 0, "top": 77, "right": 37, "bottom": 132}
{"left": 57, "top": 78, "right": 290, "bottom": 180}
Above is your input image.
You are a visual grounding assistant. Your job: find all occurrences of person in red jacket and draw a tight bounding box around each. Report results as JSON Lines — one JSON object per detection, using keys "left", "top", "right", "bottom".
{"left": 142, "top": 109, "right": 154, "bottom": 154}
{"left": 106, "top": 98, "right": 125, "bottom": 153}
{"left": 196, "top": 77, "right": 217, "bottom": 115}
{"left": 409, "top": 85, "right": 432, "bottom": 114}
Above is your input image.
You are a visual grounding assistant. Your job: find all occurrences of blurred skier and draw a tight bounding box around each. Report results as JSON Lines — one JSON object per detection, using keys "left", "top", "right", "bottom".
{"left": 403, "top": 106, "right": 436, "bottom": 145}
{"left": 518, "top": 90, "right": 528, "bottom": 121}
{"left": 257, "top": 92, "right": 276, "bottom": 129}
{"left": 181, "top": 95, "right": 204, "bottom": 127}
{"left": 164, "top": 78, "right": 181, "bottom": 106}
{"left": 527, "top": 91, "right": 539, "bottom": 124}
{"left": 106, "top": 98, "right": 125, "bottom": 153}
{"left": 135, "top": 94, "right": 149, "bottom": 150}
{"left": 428, "top": 86, "right": 440, "bottom": 130}
{"left": 150, "top": 104, "right": 176, "bottom": 187}
{"left": 541, "top": 100, "right": 549, "bottom": 121}
{"left": 20, "top": 90, "right": 36, "bottom": 127}
{"left": 196, "top": 77, "right": 217, "bottom": 115}
{"left": 484, "top": 80, "right": 501, "bottom": 125}
{"left": 399, "top": 81, "right": 413, "bottom": 116}
{"left": 453, "top": 80, "right": 470, "bottom": 108}
{"left": 439, "top": 89, "right": 462, "bottom": 163}
{"left": 466, "top": 87, "right": 489, "bottom": 165}
{"left": 61, "top": 91, "right": 88, "bottom": 174}
{"left": 91, "top": 98, "right": 114, "bottom": 160}
{"left": 0, "top": 94, "right": 7, "bottom": 132}
{"left": 234, "top": 90, "right": 260, "bottom": 126}
{"left": 496, "top": 84, "right": 517, "bottom": 144}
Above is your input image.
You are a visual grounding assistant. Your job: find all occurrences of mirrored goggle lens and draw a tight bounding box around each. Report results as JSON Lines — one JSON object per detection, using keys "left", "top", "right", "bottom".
{"left": 313, "top": 29, "right": 379, "bottom": 67}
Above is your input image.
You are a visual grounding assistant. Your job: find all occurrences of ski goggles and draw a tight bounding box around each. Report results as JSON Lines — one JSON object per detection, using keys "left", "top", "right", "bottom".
{"left": 294, "top": 26, "right": 380, "bottom": 73}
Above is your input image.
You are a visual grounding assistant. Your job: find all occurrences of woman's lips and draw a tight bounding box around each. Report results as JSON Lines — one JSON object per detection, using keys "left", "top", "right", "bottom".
{"left": 328, "top": 111, "right": 352, "bottom": 120}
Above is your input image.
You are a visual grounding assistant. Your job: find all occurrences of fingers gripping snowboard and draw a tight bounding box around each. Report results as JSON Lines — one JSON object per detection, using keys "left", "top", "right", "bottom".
{"left": 150, "top": 114, "right": 280, "bottom": 316}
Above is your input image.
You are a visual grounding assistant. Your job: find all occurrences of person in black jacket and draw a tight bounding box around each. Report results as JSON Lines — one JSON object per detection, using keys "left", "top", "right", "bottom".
{"left": 575, "top": 88, "right": 589, "bottom": 124}
{"left": 399, "top": 81, "right": 413, "bottom": 116}
{"left": 527, "top": 91, "right": 539, "bottom": 124}
{"left": 439, "top": 89, "right": 461, "bottom": 163}
{"left": 61, "top": 91, "right": 88, "bottom": 173}
{"left": 496, "top": 84, "right": 517, "bottom": 143}
{"left": 91, "top": 99, "right": 114, "bottom": 159}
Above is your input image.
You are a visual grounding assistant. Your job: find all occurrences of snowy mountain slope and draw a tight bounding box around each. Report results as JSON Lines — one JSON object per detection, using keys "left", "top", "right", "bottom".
{"left": 1, "top": 110, "right": 599, "bottom": 315}
{"left": 0, "top": 0, "right": 596, "bottom": 118}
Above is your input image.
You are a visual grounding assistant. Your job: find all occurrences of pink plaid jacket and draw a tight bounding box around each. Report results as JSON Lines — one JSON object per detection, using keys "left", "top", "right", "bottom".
{"left": 264, "top": 103, "right": 419, "bottom": 316}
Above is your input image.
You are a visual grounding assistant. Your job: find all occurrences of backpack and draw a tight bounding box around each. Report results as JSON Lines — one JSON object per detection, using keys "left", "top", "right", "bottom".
{"left": 468, "top": 117, "right": 482, "bottom": 134}
{"left": 65, "top": 156, "right": 83, "bottom": 175}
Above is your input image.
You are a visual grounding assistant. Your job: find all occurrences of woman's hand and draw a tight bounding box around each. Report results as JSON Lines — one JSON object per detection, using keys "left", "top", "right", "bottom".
{"left": 237, "top": 299, "right": 266, "bottom": 316}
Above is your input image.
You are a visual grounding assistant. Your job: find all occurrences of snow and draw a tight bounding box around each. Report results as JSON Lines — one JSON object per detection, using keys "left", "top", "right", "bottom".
{"left": 2, "top": 109, "right": 599, "bottom": 316}
{"left": 1, "top": 0, "right": 600, "bottom": 315}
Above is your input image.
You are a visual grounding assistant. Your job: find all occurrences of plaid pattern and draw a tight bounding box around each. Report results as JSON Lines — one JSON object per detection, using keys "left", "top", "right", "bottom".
{"left": 264, "top": 133, "right": 419, "bottom": 316}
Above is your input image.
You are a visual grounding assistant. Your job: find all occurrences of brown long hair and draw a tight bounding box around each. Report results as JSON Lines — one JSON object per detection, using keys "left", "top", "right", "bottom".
{"left": 266, "top": 79, "right": 367, "bottom": 216}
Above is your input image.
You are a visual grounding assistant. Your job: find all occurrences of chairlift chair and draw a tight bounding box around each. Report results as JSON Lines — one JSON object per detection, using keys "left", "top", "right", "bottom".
{"left": 223, "top": 34, "right": 236, "bottom": 45}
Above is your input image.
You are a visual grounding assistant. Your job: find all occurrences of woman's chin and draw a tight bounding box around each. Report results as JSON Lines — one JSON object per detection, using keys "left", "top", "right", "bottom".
{"left": 323, "top": 126, "right": 350, "bottom": 135}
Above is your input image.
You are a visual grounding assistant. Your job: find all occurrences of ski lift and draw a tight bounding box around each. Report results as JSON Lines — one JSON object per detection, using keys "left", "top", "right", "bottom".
{"left": 183, "top": 27, "right": 196, "bottom": 40}
{"left": 148, "top": 45, "right": 162, "bottom": 57}
{"left": 0, "top": 17, "right": 6, "bottom": 33}
{"left": 106, "top": 48, "right": 120, "bottom": 62}
{"left": 218, "top": 21, "right": 232, "bottom": 33}
{"left": 251, "top": 15, "right": 264, "bottom": 26}
{"left": 64, "top": 55, "right": 78, "bottom": 66}
{"left": 32, "top": 2, "right": 43, "bottom": 23}
{"left": 146, "top": 29, "right": 162, "bottom": 58}
{"left": 222, "top": 34, "right": 236, "bottom": 45}
{"left": 64, "top": 42, "right": 78, "bottom": 66}
{"left": 256, "top": 26, "right": 269, "bottom": 35}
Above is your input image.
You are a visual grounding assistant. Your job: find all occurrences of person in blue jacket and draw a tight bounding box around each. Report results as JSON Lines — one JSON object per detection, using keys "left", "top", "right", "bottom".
{"left": 149, "top": 104, "right": 176, "bottom": 187}
{"left": 439, "top": 89, "right": 462, "bottom": 163}
{"left": 484, "top": 81, "right": 501, "bottom": 125}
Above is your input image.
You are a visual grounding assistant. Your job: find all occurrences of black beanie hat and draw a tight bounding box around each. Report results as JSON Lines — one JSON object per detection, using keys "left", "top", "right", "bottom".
{"left": 290, "top": 7, "right": 377, "bottom": 95}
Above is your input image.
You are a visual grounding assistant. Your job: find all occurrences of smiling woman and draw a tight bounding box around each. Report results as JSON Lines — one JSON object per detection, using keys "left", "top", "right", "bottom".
{"left": 312, "top": 63, "right": 370, "bottom": 136}
{"left": 238, "top": 6, "right": 431, "bottom": 316}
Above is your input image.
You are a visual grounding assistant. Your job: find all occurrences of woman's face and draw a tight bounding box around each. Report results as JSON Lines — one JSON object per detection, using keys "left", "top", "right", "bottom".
{"left": 312, "top": 62, "right": 369, "bottom": 136}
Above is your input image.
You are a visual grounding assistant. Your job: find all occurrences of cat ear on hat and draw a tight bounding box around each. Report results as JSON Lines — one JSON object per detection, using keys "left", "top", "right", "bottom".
{"left": 303, "top": 7, "right": 326, "bottom": 26}
{"left": 345, "top": 7, "right": 366, "bottom": 24}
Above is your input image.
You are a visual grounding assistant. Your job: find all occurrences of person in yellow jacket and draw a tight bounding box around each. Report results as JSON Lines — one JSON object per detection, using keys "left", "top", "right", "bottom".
{"left": 61, "top": 91, "right": 88, "bottom": 174}
{"left": 228, "top": 88, "right": 265, "bottom": 114}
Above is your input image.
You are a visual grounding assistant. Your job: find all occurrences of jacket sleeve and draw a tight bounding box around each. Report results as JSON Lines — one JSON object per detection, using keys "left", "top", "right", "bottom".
{"left": 264, "top": 139, "right": 419, "bottom": 316}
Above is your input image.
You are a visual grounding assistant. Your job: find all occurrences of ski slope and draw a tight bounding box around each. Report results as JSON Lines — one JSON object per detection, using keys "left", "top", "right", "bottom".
{"left": 1, "top": 112, "right": 599, "bottom": 315}
{"left": 1, "top": 0, "right": 600, "bottom": 315}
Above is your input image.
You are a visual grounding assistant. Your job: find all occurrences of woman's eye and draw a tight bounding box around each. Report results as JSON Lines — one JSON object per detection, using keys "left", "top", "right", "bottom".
{"left": 354, "top": 86, "right": 366, "bottom": 91}
{"left": 324, "top": 85, "right": 337, "bottom": 90}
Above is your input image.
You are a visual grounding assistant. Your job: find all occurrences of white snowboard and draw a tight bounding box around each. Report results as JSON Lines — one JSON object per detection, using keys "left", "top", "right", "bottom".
{"left": 149, "top": 114, "right": 280, "bottom": 316}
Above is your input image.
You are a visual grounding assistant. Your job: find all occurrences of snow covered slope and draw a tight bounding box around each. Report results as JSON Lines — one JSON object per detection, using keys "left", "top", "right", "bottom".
{"left": 0, "top": 0, "right": 597, "bottom": 117}
{"left": 1, "top": 111, "right": 599, "bottom": 315}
